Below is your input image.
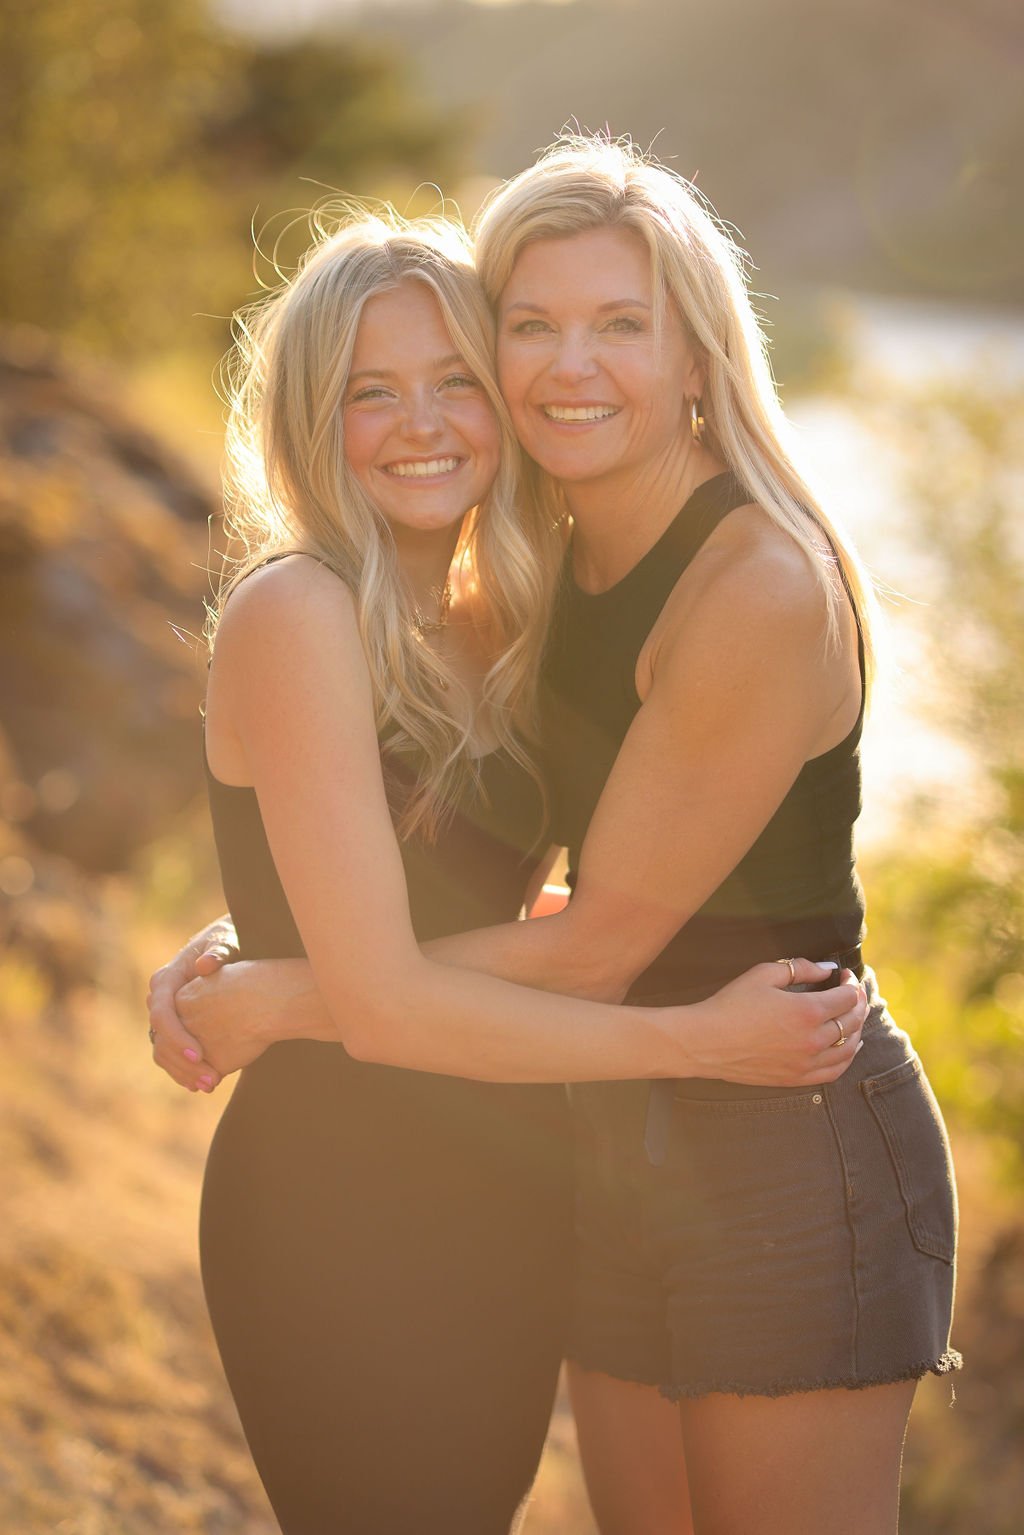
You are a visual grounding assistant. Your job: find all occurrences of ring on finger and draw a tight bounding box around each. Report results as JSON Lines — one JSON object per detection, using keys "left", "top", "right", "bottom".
{"left": 778, "top": 957, "right": 797, "bottom": 986}
{"left": 830, "top": 1018, "right": 846, "bottom": 1048}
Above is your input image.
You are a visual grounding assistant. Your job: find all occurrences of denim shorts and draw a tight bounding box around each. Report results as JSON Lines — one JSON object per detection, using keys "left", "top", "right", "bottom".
{"left": 568, "top": 973, "right": 961, "bottom": 1398}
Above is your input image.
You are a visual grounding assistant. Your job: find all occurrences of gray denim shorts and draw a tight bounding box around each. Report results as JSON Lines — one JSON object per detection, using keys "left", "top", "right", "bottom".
{"left": 568, "top": 973, "right": 962, "bottom": 1399}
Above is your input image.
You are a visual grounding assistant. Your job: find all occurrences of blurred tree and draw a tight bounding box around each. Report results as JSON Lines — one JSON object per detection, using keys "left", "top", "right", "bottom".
{"left": 0, "top": 0, "right": 468, "bottom": 359}
{"left": 863, "top": 378, "right": 1024, "bottom": 1162}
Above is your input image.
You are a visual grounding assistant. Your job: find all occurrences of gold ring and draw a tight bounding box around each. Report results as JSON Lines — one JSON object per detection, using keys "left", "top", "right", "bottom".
{"left": 831, "top": 1018, "right": 846, "bottom": 1048}
{"left": 779, "top": 957, "right": 797, "bottom": 986}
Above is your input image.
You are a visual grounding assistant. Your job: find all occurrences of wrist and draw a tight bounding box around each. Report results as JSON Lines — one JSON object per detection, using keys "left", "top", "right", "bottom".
{"left": 648, "top": 1000, "right": 712, "bottom": 1079}
{"left": 633, "top": 1003, "right": 698, "bottom": 1079}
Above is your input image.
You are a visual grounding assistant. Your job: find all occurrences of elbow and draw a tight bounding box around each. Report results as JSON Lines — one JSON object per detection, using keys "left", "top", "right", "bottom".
{"left": 330, "top": 996, "right": 398, "bottom": 1066}
{"left": 543, "top": 907, "right": 647, "bottom": 1003}
{"left": 325, "top": 965, "right": 421, "bottom": 1067}
{"left": 339, "top": 1014, "right": 399, "bottom": 1066}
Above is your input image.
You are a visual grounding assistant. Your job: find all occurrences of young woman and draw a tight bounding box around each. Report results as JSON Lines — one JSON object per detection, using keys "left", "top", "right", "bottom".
{"left": 155, "top": 204, "right": 867, "bottom": 1535}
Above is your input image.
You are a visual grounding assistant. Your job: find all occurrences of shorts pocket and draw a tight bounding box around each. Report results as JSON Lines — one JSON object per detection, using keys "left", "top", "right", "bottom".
{"left": 861, "top": 1056, "right": 957, "bottom": 1264}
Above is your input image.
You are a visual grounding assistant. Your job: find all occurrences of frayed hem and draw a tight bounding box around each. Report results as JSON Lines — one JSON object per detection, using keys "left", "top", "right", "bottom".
{"left": 567, "top": 1350, "right": 963, "bottom": 1402}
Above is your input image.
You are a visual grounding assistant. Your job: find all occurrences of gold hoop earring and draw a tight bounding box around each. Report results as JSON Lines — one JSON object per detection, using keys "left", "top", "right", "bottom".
{"left": 690, "top": 398, "right": 705, "bottom": 446}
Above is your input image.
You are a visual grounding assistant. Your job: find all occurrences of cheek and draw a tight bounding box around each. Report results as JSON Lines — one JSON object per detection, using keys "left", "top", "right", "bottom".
{"left": 341, "top": 416, "right": 380, "bottom": 486}
{"left": 462, "top": 401, "right": 503, "bottom": 469}
{"left": 496, "top": 348, "right": 529, "bottom": 420}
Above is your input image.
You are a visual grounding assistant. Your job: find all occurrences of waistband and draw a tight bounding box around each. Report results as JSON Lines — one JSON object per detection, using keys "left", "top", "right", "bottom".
{"left": 630, "top": 946, "right": 865, "bottom": 1008}
{"left": 640, "top": 952, "right": 870, "bottom": 1164}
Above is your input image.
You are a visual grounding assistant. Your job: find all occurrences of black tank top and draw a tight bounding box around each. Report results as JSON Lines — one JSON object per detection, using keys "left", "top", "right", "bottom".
{"left": 206, "top": 747, "right": 546, "bottom": 960}
{"left": 541, "top": 472, "right": 866, "bottom": 1004}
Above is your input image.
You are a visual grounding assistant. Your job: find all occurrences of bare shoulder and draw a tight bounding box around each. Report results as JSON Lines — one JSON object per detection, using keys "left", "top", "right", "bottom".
{"left": 644, "top": 506, "right": 828, "bottom": 673}
{"left": 216, "top": 554, "right": 357, "bottom": 648}
{"left": 695, "top": 505, "right": 828, "bottom": 622}
{"left": 218, "top": 555, "right": 354, "bottom": 632}
{"left": 210, "top": 554, "right": 366, "bottom": 718}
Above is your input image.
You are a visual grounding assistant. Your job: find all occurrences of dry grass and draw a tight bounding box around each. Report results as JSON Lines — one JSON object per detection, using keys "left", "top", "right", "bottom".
{"left": 1, "top": 876, "right": 1019, "bottom": 1533}
{"left": 0, "top": 870, "right": 599, "bottom": 1533}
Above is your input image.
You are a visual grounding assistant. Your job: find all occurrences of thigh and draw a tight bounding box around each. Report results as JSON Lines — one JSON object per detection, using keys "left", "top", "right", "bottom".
{"left": 201, "top": 1069, "right": 573, "bottom": 1533}
{"left": 569, "top": 1364, "right": 693, "bottom": 1535}
{"left": 569, "top": 1081, "right": 674, "bottom": 1389}
{"left": 679, "top": 1380, "right": 917, "bottom": 1535}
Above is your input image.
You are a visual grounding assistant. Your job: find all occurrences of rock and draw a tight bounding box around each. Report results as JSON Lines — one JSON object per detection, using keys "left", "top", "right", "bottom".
{"left": 0, "top": 329, "right": 218, "bottom": 872}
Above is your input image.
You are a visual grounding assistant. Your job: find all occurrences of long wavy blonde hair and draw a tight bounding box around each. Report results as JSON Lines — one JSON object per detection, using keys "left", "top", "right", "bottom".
{"left": 214, "top": 205, "right": 562, "bottom": 838}
{"left": 474, "top": 134, "right": 877, "bottom": 683}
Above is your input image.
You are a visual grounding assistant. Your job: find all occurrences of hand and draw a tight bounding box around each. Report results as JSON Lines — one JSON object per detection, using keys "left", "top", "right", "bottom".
{"left": 147, "top": 920, "right": 238, "bottom": 1092}
{"left": 175, "top": 958, "right": 319, "bottom": 1077}
{"left": 679, "top": 959, "right": 868, "bottom": 1086}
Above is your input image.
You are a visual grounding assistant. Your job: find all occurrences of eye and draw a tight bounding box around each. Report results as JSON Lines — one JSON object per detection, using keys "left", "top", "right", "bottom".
{"left": 348, "top": 384, "right": 394, "bottom": 404}
{"left": 440, "top": 372, "right": 480, "bottom": 391}
{"left": 508, "top": 318, "right": 552, "bottom": 336}
{"left": 603, "top": 315, "right": 643, "bottom": 333}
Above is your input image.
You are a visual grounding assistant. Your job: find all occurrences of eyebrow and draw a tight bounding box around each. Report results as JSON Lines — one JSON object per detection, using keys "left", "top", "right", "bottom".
{"left": 348, "top": 353, "right": 466, "bottom": 383}
{"left": 503, "top": 298, "right": 651, "bottom": 314}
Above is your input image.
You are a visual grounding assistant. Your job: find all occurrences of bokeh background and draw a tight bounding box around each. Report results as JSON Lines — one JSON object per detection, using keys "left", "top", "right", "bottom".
{"left": 1, "top": 1, "right": 1022, "bottom": 1530}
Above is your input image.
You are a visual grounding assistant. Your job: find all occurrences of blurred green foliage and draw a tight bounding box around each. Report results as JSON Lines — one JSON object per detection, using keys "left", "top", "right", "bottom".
{"left": 0, "top": 0, "right": 467, "bottom": 358}
{"left": 863, "top": 379, "right": 1024, "bottom": 1172}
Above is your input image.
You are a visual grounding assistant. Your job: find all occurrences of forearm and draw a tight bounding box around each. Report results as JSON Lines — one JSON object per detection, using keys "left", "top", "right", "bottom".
{"left": 236, "top": 959, "right": 338, "bottom": 1045}
{"left": 421, "top": 907, "right": 631, "bottom": 1003}
{"left": 341, "top": 953, "right": 677, "bottom": 1082}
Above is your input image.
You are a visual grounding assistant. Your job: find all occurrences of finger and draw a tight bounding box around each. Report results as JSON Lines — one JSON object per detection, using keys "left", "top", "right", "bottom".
{"left": 805, "top": 1049, "right": 861, "bottom": 1085}
{"left": 798, "top": 979, "right": 856, "bottom": 1026}
{"left": 146, "top": 990, "right": 216, "bottom": 1088}
{"left": 194, "top": 945, "right": 236, "bottom": 976}
{"left": 152, "top": 1034, "right": 222, "bottom": 1092}
{"left": 772, "top": 957, "right": 841, "bottom": 990}
{"left": 826, "top": 974, "right": 869, "bottom": 1038}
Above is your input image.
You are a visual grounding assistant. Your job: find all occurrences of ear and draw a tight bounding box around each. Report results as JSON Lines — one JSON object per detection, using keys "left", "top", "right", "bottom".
{"left": 684, "top": 341, "right": 708, "bottom": 403}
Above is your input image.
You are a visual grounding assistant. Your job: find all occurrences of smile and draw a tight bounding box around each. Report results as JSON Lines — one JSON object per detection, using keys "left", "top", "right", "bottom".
{"left": 541, "top": 405, "right": 619, "bottom": 423}
{"left": 382, "top": 457, "right": 463, "bottom": 478}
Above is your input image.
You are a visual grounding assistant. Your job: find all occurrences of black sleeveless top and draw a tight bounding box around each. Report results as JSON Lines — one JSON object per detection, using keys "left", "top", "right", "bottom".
{"left": 206, "top": 747, "right": 546, "bottom": 961}
{"left": 541, "top": 472, "right": 866, "bottom": 1004}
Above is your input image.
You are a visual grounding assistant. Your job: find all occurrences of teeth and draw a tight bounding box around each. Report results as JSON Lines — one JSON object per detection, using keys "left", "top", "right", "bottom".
{"left": 543, "top": 405, "right": 618, "bottom": 422}
{"left": 384, "top": 457, "right": 461, "bottom": 478}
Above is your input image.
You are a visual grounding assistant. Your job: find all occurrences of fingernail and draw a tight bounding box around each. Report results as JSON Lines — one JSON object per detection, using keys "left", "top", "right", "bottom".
{"left": 183, "top": 1049, "right": 199, "bottom": 1063}
{"left": 855, "top": 1041, "right": 864, "bottom": 1053}
{"left": 199, "top": 1075, "right": 215, "bottom": 1089}
{"left": 817, "top": 960, "right": 839, "bottom": 971}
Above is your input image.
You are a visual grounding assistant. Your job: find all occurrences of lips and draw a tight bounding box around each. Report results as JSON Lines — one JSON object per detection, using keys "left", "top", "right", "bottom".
{"left": 540, "top": 404, "right": 620, "bottom": 423}
{"left": 382, "top": 456, "right": 463, "bottom": 478}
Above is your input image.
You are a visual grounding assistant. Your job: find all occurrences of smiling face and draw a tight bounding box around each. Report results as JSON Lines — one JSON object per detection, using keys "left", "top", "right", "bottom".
{"left": 343, "top": 279, "right": 501, "bottom": 539}
{"left": 496, "top": 224, "right": 705, "bottom": 502}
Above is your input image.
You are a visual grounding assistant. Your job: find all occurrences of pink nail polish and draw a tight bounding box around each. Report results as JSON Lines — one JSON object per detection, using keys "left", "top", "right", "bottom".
{"left": 199, "top": 1075, "right": 215, "bottom": 1089}
{"left": 184, "top": 1049, "right": 199, "bottom": 1063}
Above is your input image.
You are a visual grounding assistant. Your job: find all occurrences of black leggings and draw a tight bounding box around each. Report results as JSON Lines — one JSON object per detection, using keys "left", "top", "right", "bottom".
{"left": 200, "top": 1043, "right": 573, "bottom": 1534}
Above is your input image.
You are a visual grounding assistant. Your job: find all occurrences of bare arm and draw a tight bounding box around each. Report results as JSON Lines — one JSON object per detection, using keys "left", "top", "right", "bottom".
{"left": 178, "top": 554, "right": 860, "bottom": 1087}
{"left": 422, "top": 513, "right": 863, "bottom": 999}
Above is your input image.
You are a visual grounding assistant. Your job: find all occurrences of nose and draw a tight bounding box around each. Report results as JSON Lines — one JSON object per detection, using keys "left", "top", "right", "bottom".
{"left": 401, "top": 387, "right": 444, "bottom": 442}
{"left": 549, "top": 329, "right": 598, "bottom": 385}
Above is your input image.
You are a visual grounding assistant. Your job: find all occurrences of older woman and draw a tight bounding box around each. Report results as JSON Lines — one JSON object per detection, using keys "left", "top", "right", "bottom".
{"left": 466, "top": 138, "right": 960, "bottom": 1534}
{"left": 154, "top": 200, "right": 866, "bottom": 1535}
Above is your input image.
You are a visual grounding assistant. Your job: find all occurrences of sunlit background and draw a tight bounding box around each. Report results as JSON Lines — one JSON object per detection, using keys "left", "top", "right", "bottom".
{"left": 2, "top": 2, "right": 1022, "bottom": 1530}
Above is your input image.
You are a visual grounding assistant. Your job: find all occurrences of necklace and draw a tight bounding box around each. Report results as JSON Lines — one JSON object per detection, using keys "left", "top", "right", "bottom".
{"left": 411, "top": 580, "right": 453, "bottom": 637}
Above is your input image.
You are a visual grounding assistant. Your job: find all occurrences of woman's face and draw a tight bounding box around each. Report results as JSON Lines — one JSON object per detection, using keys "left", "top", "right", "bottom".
{"left": 343, "top": 280, "right": 501, "bottom": 537}
{"left": 496, "top": 224, "right": 704, "bottom": 495}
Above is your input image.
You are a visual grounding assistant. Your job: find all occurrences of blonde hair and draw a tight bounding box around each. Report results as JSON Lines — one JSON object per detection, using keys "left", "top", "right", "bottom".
{"left": 474, "top": 134, "right": 877, "bottom": 683}
{"left": 215, "top": 204, "right": 561, "bottom": 839}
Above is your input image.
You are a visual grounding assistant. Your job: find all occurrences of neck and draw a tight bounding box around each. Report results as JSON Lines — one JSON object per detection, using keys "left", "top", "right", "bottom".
{"left": 566, "top": 439, "right": 725, "bottom": 593}
{"left": 391, "top": 522, "right": 463, "bottom": 620}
